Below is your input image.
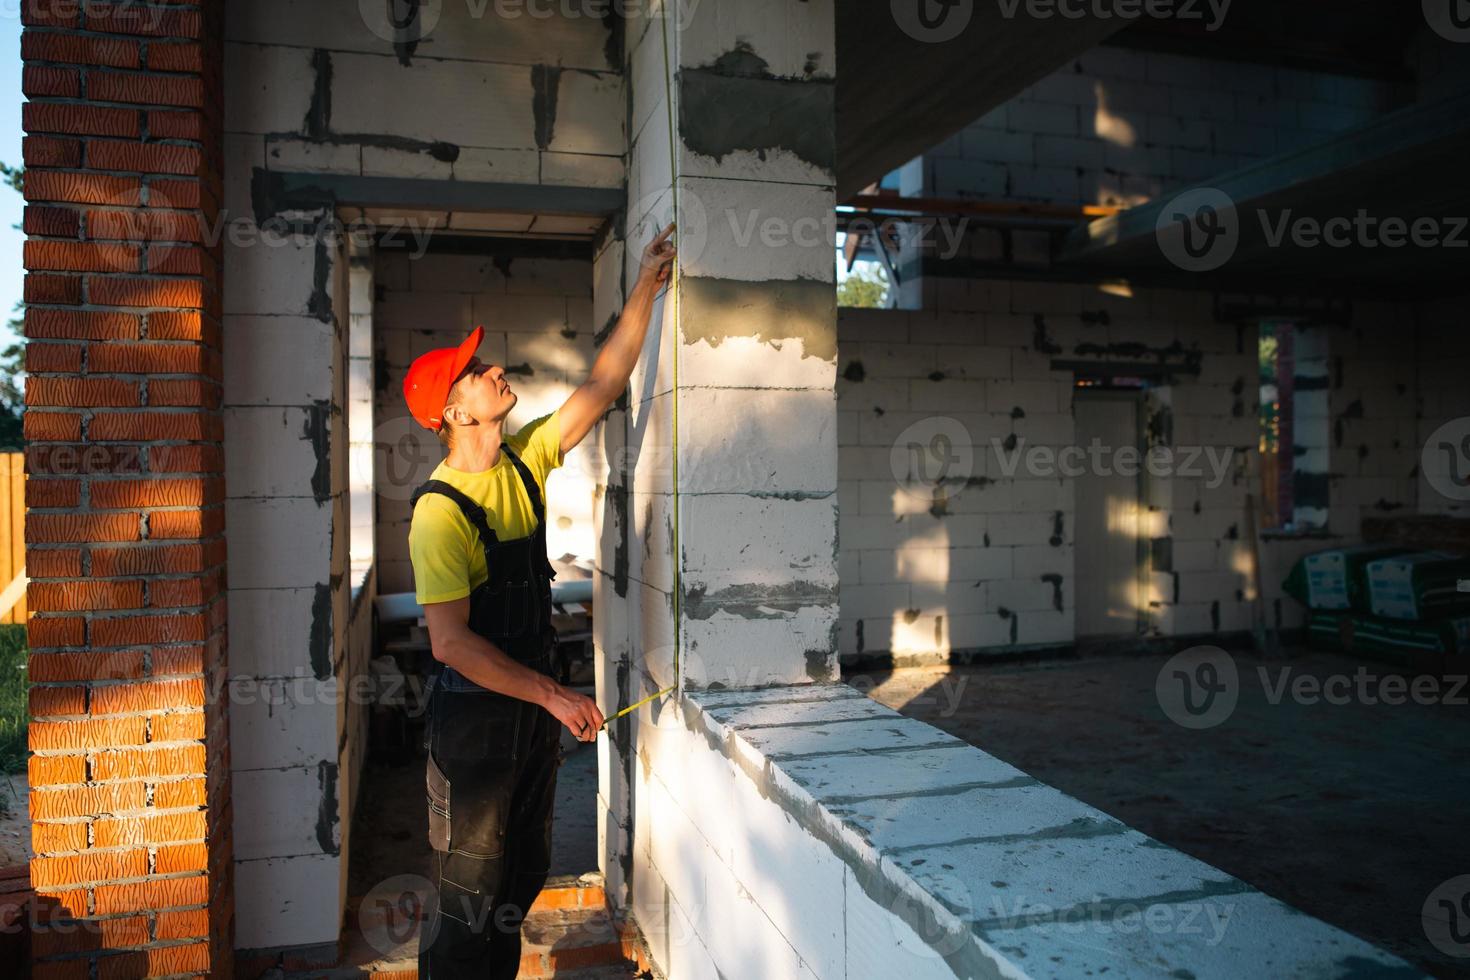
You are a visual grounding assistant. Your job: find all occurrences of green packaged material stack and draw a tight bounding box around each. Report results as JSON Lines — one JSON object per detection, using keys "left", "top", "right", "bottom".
{"left": 1282, "top": 545, "right": 1410, "bottom": 611}
{"left": 1307, "top": 610, "right": 1470, "bottom": 657}
{"left": 1363, "top": 551, "right": 1470, "bottom": 621}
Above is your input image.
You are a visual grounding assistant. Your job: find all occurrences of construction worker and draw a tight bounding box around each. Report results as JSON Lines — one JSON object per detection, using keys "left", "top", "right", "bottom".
{"left": 403, "top": 224, "right": 676, "bottom": 978}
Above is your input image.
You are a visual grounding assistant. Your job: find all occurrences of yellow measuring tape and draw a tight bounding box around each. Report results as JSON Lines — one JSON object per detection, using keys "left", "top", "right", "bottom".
{"left": 597, "top": 1, "right": 682, "bottom": 731}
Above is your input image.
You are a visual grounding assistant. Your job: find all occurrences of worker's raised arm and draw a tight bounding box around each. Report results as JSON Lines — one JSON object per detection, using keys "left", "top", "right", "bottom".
{"left": 422, "top": 597, "right": 605, "bottom": 741}
{"left": 558, "top": 223, "right": 677, "bottom": 456}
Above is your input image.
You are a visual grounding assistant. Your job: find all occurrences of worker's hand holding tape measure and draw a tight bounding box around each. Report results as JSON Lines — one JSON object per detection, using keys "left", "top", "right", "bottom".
{"left": 545, "top": 685, "right": 605, "bottom": 743}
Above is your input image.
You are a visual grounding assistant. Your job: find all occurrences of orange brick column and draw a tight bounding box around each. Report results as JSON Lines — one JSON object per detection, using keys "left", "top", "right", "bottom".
{"left": 20, "top": 1, "right": 233, "bottom": 977}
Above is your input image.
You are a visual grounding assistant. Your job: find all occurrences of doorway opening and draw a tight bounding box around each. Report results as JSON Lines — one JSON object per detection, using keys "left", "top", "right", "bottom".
{"left": 1073, "top": 386, "right": 1147, "bottom": 641}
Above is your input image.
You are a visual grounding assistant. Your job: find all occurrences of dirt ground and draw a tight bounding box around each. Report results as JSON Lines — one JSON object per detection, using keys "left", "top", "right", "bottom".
{"left": 0, "top": 772, "right": 29, "bottom": 868}
{"left": 848, "top": 648, "right": 1470, "bottom": 979}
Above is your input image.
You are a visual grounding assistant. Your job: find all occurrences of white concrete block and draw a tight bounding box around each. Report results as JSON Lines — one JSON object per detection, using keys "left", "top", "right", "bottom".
{"left": 507, "top": 327, "right": 595, "bottom": 376}
{"left": 229, "top": 691, "right": 339, "bottom": 782}
{"left": 945, "top": 613, "right": 1013, "bottom": 650}
{"left": 675, "top": 388, "right": 836, "bottom": 494}
{"left": 681, "top": 604, "right": 839, "bottom": 689}
{"left": 331, "top": 53, "right": 536, "bottom": 150}
{"left": 628, "top": 490, "right": 675, "bottom": 595}
{"left": 223, "top": 408, "right": 325, "bottom": 499}
{"left": 724, "top": 768, "right": 846, "bottom": 980}
{"left": 503, "top": 257, "right": 592, "bottom": 298}
{"left": 549, "top": 70, "right": 625, "bottom": 156}
{"left": 224, "top": 231, "right": 326, "bottom": 318}
{"left": 542, "top": 151, "right": 624, "bottom": 188}
{"left": 836, "top": 377, "right": 908, "bottom": 415}
{"left": 233, "top": 765, "right": 335, "bottom": 860}
{"left": 226, "top": 0, "right": 612, "bottom": 68}
{"left": 737, "top": 716, "right": 961, "bottom": 761}
{"left": 681, "top": 495, "right": 837, "bottom": 593}
{"left": 233, "top": 853, "right": 342, "bottom": 951}
{"left": 228, "top": 587, "right": 319, "bottom": 679}
{"left": 449, "top": 146, "right": 540, "bottom": 183}
{"left": 225, "top": 496, "right": 332, "bottom": 589}
{"left": 775, "top": 743, "right": 1027, "bottom": 803}
{"left": 679, "top": 178, "right": 835, "bottom": 282}
{"left": 224, "top": 42, "right": 315, "bottom": 135}
{"left": 679, "top": 0, "right": 835, "bottom": 80}
{"left": 361, "top": 145, "right": 453, "bottom": 180}
{"left": 845, "top": 867, "right": 963, "bottom": 980}
{"left": 265, "top": 138, "right": 361, "bottom": 174}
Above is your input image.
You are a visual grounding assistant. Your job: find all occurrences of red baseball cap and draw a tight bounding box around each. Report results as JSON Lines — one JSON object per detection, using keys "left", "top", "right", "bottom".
{"left": 403, "top": 325, "right": 484, "bottom": 431}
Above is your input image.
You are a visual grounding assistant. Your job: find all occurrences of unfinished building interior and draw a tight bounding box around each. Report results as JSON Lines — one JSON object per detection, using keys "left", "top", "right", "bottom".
{"left": 13, "top": 0, "right": 1470, "bottom": 977}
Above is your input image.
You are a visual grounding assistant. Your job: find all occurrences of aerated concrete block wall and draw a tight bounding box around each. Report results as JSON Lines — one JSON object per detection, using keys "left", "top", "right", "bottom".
{"left": 836, "top": 284, "right": 1270, "bottom": 663}
{"left": 219, "top": 1, "right": 623, "bottom": 953}
{"left": 224, "top": 0, "right": 622, "bottom": 188}
{"left": 221, "top": 212, "right": 352, "bottom": 951}
{"left": 915, "top": 46, "right": 1400, "bottom": 210}
{"left": 371, "top": 249, "right": 601, "bottom": 594}
{"left": 591, "top": 1, "right": 842, "bottom": 968}
{"left": 1327, "top": 303, "right": 1470, "bottom": 524}
{"left": 1414, "top": 299, "right": 1470, "bottom": 518}
{"left": 837, "top": 289, "right": 1470, "bottom": 662}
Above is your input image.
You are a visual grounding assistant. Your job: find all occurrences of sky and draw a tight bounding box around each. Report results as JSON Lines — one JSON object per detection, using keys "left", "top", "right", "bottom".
{"left": 0, "top": 13, "right": 22, "bottom": 364}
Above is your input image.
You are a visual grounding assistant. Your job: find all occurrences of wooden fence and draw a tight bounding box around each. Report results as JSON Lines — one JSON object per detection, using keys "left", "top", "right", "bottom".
{"left": 0, "top": 454, "right": 23, "bottom": 625}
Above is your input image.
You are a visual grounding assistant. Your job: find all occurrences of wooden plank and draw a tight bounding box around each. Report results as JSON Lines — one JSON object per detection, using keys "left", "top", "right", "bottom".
{"left": 10, "top": 455, "right": 21, "bottom": 625}
{"left": 0, "top": 455, "right": 11, "bottom": 626}
{"left": 6, "top": 455, "right": 21, "bottom": 625}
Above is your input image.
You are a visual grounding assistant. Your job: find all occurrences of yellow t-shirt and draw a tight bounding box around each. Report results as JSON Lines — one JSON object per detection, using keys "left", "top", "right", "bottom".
{"left": 409, "top": 411, "right": 564, "bottom": 605}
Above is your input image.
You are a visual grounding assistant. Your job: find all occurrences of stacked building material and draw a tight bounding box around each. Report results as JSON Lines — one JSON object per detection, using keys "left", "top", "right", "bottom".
{"left": 1286, "top": 543, "right": 1470, "bottom": 663}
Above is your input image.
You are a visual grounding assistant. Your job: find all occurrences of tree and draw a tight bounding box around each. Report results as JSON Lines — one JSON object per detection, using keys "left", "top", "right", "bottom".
{"left": 836, "top": 267, "right": 889, "bottom": 309}
{"left": 0, "top": 162, "right": 23, "bottom": 451}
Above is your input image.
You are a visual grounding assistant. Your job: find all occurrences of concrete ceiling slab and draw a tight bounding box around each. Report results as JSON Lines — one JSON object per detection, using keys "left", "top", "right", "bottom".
{"left": 1057, "top": 90, "right": 1470, "bottom": 296}
{"left": 836, "top": 3, "right": 1127, "bottom": 199}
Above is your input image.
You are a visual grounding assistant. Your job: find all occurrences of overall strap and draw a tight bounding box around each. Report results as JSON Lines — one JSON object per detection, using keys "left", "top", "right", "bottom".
{"left": 502, "top": 446, "right": 557, "bottom": 583}
{"left": 501, "top": 446, "right": 545, "bottom": 526}
{"left": 410, "top": 480, "right": 499, "bottom": 548}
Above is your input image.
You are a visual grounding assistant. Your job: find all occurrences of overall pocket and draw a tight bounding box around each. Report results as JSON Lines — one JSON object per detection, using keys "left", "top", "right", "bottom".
{"left": 429, "top": 689, "right": 522, "bottom": 767}
{"left": 426, "top": 753, "right": 451, "bottom": 852}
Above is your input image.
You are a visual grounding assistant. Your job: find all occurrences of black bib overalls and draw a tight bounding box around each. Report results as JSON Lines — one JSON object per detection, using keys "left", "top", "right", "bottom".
{"left": 410, "top": 446, "right": 564, "bottom": 979}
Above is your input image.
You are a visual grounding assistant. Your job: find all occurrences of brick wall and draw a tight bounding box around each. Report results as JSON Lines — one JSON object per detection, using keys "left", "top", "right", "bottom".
{"left": 371, "top": 248, "right": 600, "bottom": 596}
{"left": 20, "top": 0, "right": 233, "bottom": 976}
